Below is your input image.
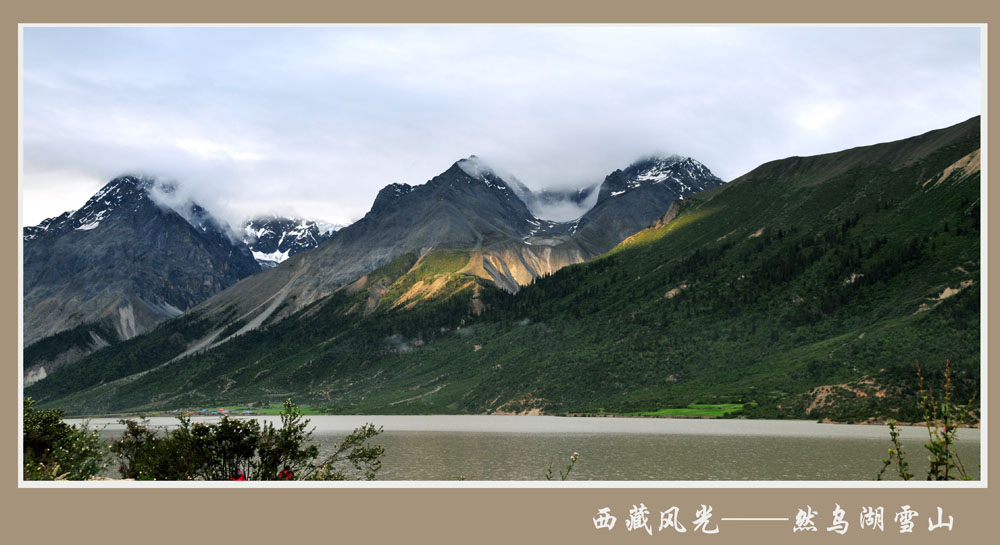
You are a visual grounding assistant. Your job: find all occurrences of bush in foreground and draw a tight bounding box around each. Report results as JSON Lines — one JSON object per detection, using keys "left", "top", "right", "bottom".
{"left": 23, "top": 397, "right": 108, "bottom": 480}
{"left": 113, "top": 399, "right": 384, "bottom": 480}
{"left": 877, "top": 360, "right": 977, "bottom": 481}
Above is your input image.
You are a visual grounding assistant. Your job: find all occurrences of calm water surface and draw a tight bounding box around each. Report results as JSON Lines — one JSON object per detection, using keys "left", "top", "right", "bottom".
{"left": 71, "top": 415, "right": 981, "bottom": 481}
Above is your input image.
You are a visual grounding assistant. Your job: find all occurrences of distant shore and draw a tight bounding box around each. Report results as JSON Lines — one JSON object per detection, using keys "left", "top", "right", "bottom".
{"left": 67, "top": 409, "right": 980, "bottom": 429}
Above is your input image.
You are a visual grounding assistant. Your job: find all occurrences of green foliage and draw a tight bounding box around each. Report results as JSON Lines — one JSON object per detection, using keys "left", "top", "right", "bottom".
{"left": 112, "top": 417, "right": 201, "bottom": 480}
{"left": 411, "top": 250, "right": 471, "bottom": 277}
{"left": 23, "top": 397, "right": 108, "bottom": 480}
{"left": 218, "top": 402, "right": 325, "bottom": 415}
{"left": 23, "top": 322, "right": 117, "bottom": 369}
{"left": 876, "top": 361, "right": 976, "bottom": 481}
{"left": 368, "top": 252, "right": 419, "bottom": 285}
{"left": 616, "top": 404, "right": 746, "bottom": 418}
{"left": 545, "top": 451, "right": 579, "bottom": 481}
{"left": 876, "top": 421, "right": 913, "bottom": 481}
{"left": 379, "top": 250, "right": 472, "bottom": 308}
{"left": 28, "top": 119, "right": 981, "bottom": 423}
{"left": 112, "top": 399, "right": 384, "bottom": 481}
{"left": 26, "top": 311, "right": 217, "bottom": 409}
{"left": 217, "top": 317, "right": 249, "bottom": 340}
{"left": 917, "top": 360, "right": 976, "bottom": 480}
{"left": 309, "top": 423, "right": 385, "bottom": 481}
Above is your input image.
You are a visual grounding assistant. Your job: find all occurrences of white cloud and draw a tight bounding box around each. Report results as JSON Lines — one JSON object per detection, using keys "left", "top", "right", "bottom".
{"left": 793, "top": 100, "right": 845, "bottom": 132}
{"left": 21, "top": 26, "right": 981, "bottom": 226}
{"left": 173, "top": 138, "right": 268, "bottom": 162}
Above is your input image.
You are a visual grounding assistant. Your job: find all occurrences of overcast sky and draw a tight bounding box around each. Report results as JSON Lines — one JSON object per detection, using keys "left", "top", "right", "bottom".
{"left": 21, "top": 26, "right": 981, "bottom": 227}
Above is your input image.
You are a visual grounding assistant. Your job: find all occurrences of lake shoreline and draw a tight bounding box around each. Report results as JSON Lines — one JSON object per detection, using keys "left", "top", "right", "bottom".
{"left": 70, "top": 414, "right": 980, "bottom": 480}
{"left": 68, "top": 413, "right": 981, "bottom": 441}
{"left": 70, "top": 410, "right": 981, "bottom": 429}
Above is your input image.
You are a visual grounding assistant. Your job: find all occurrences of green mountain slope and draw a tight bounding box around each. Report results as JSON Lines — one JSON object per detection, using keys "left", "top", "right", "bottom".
{"left": 27, "top": 117, "right": 981, "bottom": 421}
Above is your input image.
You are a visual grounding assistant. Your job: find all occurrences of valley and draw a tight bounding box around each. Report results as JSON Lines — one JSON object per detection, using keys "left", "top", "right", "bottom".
{"left": 23, "top": 117, "right": 981, "bottom": 425}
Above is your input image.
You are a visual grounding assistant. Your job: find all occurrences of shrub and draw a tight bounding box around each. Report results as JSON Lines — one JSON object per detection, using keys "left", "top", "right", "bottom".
{"left": 876, "top": 360, "right": 976, "bottom": 481}
{"left": 113, "top": 399, "right": 384, "bottom": 480}
{"left": 23, "top": 397, "right": 108, "bottom": 480}
{"left": 916, "top": 360, "right": 976, "bottom": 480}
{"left": 544, "top": 451, "right": 580, "bottom": 481}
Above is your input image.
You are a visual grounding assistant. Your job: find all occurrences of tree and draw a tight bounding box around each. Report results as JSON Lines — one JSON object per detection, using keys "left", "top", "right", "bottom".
{"left": 113, "top": 399, "right": 384, "bottom": 481}
{"left": 23, "top": 397, "right": 108, "bottom": 480}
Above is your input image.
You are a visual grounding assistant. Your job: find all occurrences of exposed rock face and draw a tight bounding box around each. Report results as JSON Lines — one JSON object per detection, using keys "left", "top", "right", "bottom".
{"left": 26, "top": 117, "right": 983, "bottom": 417}
{"left": 191, "top": 157, "right": 543, "bottom": 324}
{"left": 23, "top": 176, "right": 261, "bottom": 351}
{"left": 572, "top": 155, "right": 724, "bottom": 254}
{"left": 241, "top": 216, "right": 342, "bottom": 268}
{"left": 189, "top": 154, "right": 724, "bottom": 331}
{"left": 23, "top": 156, "right": 723, "bottom": 380}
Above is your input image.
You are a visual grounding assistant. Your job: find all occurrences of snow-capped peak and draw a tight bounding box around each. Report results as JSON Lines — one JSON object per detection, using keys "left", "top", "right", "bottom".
{"left": 22, "top": 174, "right": 244, "bottom": 243}
{"left": 23, "top": 211, "right": 72, "bottom": 241}
{"left": 628, "top": 155, "right": 720, "bottom": 186}
{"left": 65, "top": 175, "right": 156, "bottom": 232}
{"left": 240, "top": 215, "right": 341, "bottom": 267}
{"left": 629, "top": 154, "right": 686, "bottom": 170}
{"left": 597, "top": 154, "right": 724, "bottom": 203}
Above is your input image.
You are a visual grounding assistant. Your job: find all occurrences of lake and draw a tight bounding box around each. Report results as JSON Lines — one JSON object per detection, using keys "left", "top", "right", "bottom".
{"left": 69, "top": 415, "right": 982, "bottom": 481}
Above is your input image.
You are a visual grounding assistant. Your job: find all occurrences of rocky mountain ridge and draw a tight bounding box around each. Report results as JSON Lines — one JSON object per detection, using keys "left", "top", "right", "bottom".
{"left": 241, "top": 216, "right": 342, "bottom": 268}
{"left": 24, "top": 117, "right": 981, "bottom": 418}
{"left": 180, "top": 153, "right": 724, "bottom": 336}
{"left": 22, "top": 154, "right": 724, "bottom": 385}
{"left": 22, "top": 175, "right": 261, "bottom": 381}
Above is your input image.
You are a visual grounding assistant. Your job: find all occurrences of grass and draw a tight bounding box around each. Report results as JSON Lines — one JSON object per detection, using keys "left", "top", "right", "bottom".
{"left": 613, "top": 207, "right": 720, "bottom": 253}
{"left": 28, "top": 118, "right": 981, "bottom": 420}
{"left": 215, "top": 403, "right": 327, "bottom": 415}
{"left": 612, "top": 403, "right": 748, "bottom": 418}
{"left": 380, "top": 250, "right": 472, "bottom": 307}
{"left": 140, "top": 403, "right": 329, "bottom": 416}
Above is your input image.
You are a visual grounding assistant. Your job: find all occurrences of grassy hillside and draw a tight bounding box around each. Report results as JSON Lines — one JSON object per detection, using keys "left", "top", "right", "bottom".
{"left": 23, "top": 322, "right": 118, "bottom": 370}
{"left": 27, "top": 118, "right": 981, "bottom": 420}
{"left": 26, "top": 250, "right": 486, "bottom": 414}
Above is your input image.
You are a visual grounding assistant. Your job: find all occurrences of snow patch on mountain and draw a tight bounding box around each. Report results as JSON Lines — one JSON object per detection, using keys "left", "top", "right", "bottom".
{"left": 241, "top": 215, "right": 342, "bottom": 266}
{"left": 252, "top": 249, "right": 291, "bottom": 264}
{"left": 314, "top": 220, "right": 340, "bottom": 236}
{"left": 598, "top": 155, "right": 724, "bottom": 204}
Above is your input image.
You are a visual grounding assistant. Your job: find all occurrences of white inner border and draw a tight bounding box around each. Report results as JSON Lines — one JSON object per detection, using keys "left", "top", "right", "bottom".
{"left": 16, "top": 23, "right": 988, "bottom": 489}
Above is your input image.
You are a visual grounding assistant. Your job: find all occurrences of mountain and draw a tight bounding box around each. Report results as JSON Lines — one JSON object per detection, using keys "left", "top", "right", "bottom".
{"left": 571, "top": 155, "right": 724, "bottom": 255}
{"left": 186, "top": 156, "right": 546, "bottom": 331}
{"left": 508, "top": 155, "right": 722, "bottom": 226}
{"left": 22, "top": 176, "right": 261, "bottom": 383}
{"left": 242, "top": 216, "right": 342, "bottom": 268}
{"left": 25, "top": 117, "right": 980, "bottom": 419}
{"left": 141, "top": 154, "right": 723, "bottom": 338}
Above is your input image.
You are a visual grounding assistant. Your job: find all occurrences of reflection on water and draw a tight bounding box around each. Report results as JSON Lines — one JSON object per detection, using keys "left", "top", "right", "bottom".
{"left": 72, "top": 415, "right": 981, "bottom": 481}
